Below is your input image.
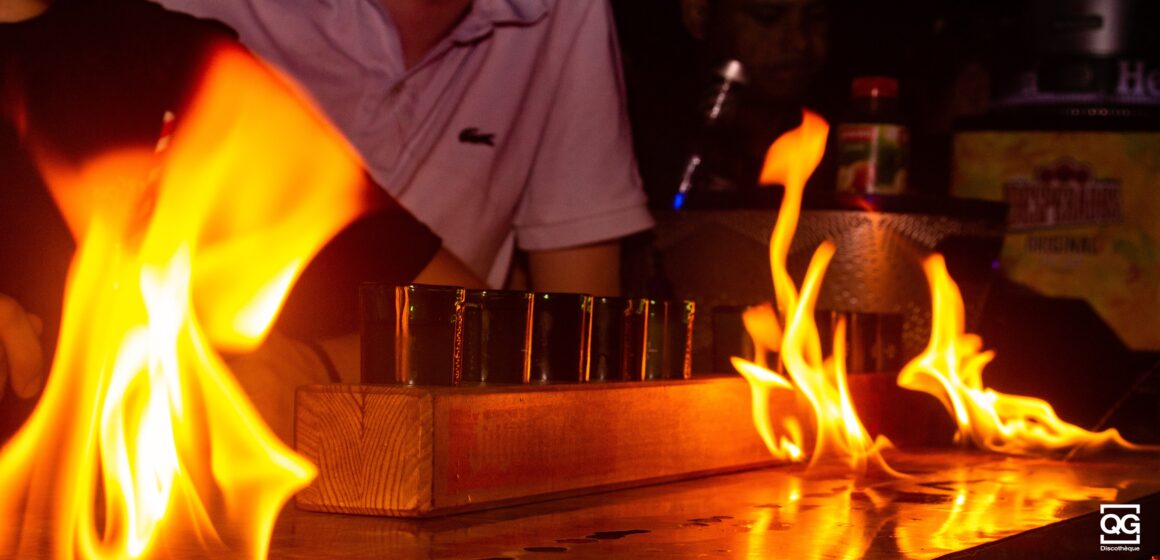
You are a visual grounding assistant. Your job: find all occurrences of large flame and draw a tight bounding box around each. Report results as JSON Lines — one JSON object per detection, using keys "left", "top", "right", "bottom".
{"left": 0, "top": 43, "right": 368, "bottom": 559}
{"left": 732, "top": 111, "right": 902, "bottom": 476}
{"left": 899, "top": 254, "right": 1158, "bottom": 457}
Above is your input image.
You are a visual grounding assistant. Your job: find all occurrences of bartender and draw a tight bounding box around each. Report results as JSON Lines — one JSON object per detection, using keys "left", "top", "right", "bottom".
{"left": 149, "top": 0, "right": 656, "bottom": 296}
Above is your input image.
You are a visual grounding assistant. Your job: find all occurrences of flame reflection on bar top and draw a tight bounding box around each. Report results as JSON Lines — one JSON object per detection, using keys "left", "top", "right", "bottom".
{"left": 263, "top": 450, "right": 1160, "bottom": 559}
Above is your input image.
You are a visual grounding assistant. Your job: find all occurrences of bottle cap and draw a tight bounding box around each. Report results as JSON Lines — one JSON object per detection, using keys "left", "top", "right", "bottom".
{"left": 851, "top": 76, "right": 899, "bottom": 98}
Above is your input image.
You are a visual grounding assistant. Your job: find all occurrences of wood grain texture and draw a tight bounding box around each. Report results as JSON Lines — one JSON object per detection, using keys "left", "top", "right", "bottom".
{"left": 430, "top": 378, "right": 778, "bottom": 511}
{"left": 295, "top": 385, "right": 433, "bottom": 515}
{"left": 295, "top": 377, "right": 787, "bottom": 517}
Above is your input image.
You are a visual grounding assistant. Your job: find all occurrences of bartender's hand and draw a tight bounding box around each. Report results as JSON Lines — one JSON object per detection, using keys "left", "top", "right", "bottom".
{"left": 0, "top": 294, "right": 45, "bottom": 401}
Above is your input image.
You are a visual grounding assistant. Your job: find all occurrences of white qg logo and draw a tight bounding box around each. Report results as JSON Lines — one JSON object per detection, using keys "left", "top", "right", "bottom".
{"left": 1100, "top": 504, "right": 1141, "bottom": 545}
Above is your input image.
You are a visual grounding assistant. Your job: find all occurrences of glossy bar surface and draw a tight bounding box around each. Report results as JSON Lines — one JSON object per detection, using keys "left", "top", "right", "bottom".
{"left": 266, "top": 450, "right": 1160, "bottom": 559}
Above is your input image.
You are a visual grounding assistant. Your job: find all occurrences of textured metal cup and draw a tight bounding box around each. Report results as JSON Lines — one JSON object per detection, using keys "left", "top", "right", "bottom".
{"left": 395, "top": 284, "right": 465, "bottom": 386}
{"left": 359, "top": 282, "right": 397, "bottom": 384}
{"left": 462, "top": 290, "right": 533, "bottom": 384}
{"left": 589, "top": 297, "right": 632, "bottom": 382}
{"left": 528, "top": 293, "right": 593, "bottom": 383}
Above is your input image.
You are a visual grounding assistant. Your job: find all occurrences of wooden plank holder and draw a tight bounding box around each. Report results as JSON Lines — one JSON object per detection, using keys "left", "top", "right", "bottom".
{"left": 294, "top": 376, "right": 786, "bottom": 517}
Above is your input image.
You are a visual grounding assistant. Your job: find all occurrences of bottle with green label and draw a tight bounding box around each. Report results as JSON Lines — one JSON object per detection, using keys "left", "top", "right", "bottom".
{"left": 837, "top": 76, "right": 908, "bottom": 195}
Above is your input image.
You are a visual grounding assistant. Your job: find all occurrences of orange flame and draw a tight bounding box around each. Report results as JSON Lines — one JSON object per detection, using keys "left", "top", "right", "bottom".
{"left": 731, "top": 358, "right": 802, "bottom": 462}
{"left": 0, "top": 43, "right": 368, "bottom": 558}
{"left": 733, "top": 111, "right": 903, "bottom": 476}
{"left": 899, "top": 254, "right": 1159, "bottom": 457}
{"left": 740, "top": 303, "right": 781, "bottom": 369}
{"left": 761, "top": 111, "right": 828, "bottom": 321}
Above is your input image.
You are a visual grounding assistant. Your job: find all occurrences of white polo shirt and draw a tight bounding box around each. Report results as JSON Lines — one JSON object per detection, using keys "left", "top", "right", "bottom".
{"left": 152, "top": 0, "right": 654, "bottom": 287}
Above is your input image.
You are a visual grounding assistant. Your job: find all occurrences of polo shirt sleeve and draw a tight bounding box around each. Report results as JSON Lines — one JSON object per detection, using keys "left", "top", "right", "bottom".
{"left": 512, "top": 0, "right": 654, "bottom": 252}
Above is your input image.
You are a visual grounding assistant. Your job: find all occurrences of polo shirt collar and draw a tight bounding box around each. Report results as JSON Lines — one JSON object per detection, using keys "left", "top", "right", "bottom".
{"left": 451, "top": 0, "right": 550, "bottom": 44}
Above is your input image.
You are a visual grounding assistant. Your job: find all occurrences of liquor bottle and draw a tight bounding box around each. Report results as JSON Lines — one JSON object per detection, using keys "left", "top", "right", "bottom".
{"left": 836, "top": 76, "right": 908, "bottom": 195}
{"left": 672, "top": 59, "right": 747, "bottom": 209}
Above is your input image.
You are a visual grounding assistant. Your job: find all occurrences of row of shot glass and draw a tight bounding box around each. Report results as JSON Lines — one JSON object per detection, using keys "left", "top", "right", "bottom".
{"left": 359, "top": 284, "right": 696, "bottom": 386}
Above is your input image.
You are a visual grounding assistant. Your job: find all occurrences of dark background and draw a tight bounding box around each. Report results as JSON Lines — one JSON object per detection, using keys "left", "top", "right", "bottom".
{"left": 612, "top": 0, "right": 1022, "bottom": 204}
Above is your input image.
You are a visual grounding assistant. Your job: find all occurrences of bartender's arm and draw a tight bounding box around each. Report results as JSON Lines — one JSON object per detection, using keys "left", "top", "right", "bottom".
{"left": 415, "top": 246, "right": 484, "bottom": 288}
{"left": 0, "top": 294, "right": 45, "bottom": 402}
{"left": 527, "top": 242, "right": 620, "bottom": 297}
{"left": 232, "top": 188, "right": 483, "bottom": 441}
{"left": 275, "top": 182, "right": 483, "bottom": 360}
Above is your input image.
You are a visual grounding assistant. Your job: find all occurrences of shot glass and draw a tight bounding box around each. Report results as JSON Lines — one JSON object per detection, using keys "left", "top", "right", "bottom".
{"left": 528, "top": 292, "right": 592, "bottom": 383}
{"left": 642, "top": 299, "right": 667, "bottom": 381}
{"left": 665, "top": 300, "right": 695, "bottom": 380}
{"left": 623, "top": 298, "right": 649, "bottom": 381}
{"left": 642, "top": 299, "right": 695, "bottom": 380}
{"left": 589, "top": 296, "right": 632, "bottom": 382}
{"left": 462, "top": 290, "right": 533, "bottom": 384}
{"left": 394, "top": 284, "right": 465, "bottom": 386}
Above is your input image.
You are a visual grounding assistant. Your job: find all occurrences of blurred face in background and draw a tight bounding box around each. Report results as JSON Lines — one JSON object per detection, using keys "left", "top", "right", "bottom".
{"left": 693, "top": 0, "right": 830, "bottom": 106}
